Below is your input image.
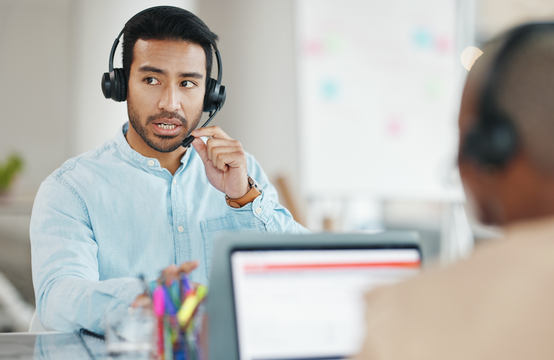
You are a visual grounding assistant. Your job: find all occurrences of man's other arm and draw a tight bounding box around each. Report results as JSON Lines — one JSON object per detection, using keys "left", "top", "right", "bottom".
{"left": 30, "top": 175, "right": 143, "bottom": 334}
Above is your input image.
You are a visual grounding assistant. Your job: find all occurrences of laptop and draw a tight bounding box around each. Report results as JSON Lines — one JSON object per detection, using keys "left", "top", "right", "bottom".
{"left": 207, "top": 232, "right": 421, "bottom": 360}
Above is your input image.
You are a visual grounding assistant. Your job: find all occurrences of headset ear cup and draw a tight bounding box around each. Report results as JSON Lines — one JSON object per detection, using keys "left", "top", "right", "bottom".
{"left": 218, "top": 84, "right": 226, "bottom": 109}
{"left": 488, "top": 117, "right": 518, "bottom": 166}
{"left": 101, "top": 72, "right": 112, "bottom": 99}
{"left": 203, "top": 78, "right": 217, "bottom": 112}
{"left": 112, "top": 68, "right": 127, "bottom": 102}
{"left": 461, "top": 125, "right": 485, "bottom": 162}
{"left": 461, "top": 118, "right": 518, "bottom": 167}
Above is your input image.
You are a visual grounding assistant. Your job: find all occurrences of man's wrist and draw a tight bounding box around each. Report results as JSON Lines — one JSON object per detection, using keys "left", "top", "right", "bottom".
{"left": 226, "top": 176, "right": 262, "bottom": 208}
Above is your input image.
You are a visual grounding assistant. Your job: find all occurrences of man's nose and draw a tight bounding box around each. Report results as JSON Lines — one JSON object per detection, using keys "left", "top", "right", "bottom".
{"left": 158, "top": 85, "right": 181, "bottom": 113}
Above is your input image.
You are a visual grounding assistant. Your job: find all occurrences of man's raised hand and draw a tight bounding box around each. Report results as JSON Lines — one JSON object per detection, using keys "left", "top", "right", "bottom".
{"left": 191, "top": 126, "right": 249, "bottom": 199}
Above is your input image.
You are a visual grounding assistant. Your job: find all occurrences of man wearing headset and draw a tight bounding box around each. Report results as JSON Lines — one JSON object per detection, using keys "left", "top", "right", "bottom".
{"left": 30, "top": 6, "right": 307, "bottom": 333}
{"left": 354, "top": 23, "right": 554, "bottom": 360}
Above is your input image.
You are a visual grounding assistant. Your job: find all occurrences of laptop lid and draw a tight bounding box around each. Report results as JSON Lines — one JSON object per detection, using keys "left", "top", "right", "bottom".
{"left": 207, "top": 232, "right": 421, "bottom": 360}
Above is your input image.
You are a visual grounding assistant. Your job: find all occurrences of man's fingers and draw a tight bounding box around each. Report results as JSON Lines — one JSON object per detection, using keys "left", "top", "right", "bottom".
{"left": 192, "top": 138, "right": 209, "bottom": 163}
{"left": 211, "top": 150, "right": 246, "bottom": 172}
{"left": 192, "top": 126, "right": 232, "bottom": 140}
{"left": 207, "top": 138, "right": 242, "bottom": 163}
{"left": 193, "top": 129, "right": 244, "bottom": 172}
{"left": 178, "top": 260, "right": 199, "bottom": 274}
{"left": 191, "top": 126, "right": 249, "bottom": 198}
{"left": 161, "top": 264, "right": 178, "bottom": 280}
{"left": 131, "top": 294, "right": 152, "bottom": 309}
{"left": 206, "top": 138, "right": 242, "bottom": 151}
{"left": 160, "top": 261, "right": 199, "bottom": 286}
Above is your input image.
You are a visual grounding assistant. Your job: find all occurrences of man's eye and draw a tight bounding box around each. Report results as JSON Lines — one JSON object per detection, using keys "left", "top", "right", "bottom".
{"left": 145, "top": 77, "right": 160, "bottom": 85}
{"left": 182, "top": 81, "right": 195, "bottom": 88}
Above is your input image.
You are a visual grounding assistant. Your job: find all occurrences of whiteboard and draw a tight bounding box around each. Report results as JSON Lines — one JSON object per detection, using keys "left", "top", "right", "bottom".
{"left": 296, "top": 0, "right": 472, "bottom": 201}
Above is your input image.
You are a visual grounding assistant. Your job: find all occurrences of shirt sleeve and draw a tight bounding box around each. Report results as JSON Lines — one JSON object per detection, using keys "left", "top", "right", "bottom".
{"left": 30, "top": 174, "right": 144, "bottom": 334}
{"left": 228, "top": 153, "right": 310, "bottom": 234}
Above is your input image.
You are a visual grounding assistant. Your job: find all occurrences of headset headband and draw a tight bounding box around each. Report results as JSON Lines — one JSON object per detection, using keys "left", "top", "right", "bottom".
{"left": 108, "top": 29, "right": 124, "bottom": 73}
{"left": 107, "top": 6, "right": 223, "bottom": 85}
{"left": 102, "top": 5, "right": 226, "bottom": 114}
{"left": 480, "top": 22, "right": 554, "bottom": 123}
{"left": 460, "top": 22, "right": 554, "bottom": 167}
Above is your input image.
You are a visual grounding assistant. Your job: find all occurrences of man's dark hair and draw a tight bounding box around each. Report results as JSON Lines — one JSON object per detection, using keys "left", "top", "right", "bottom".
{"left": 122, "top": 6, "right": 219, "bottom": 82}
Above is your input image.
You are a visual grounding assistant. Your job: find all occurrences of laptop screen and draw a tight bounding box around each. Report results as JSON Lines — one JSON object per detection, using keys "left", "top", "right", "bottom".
{"left": 231, "top": 248, "right": 421, "bottom": 360}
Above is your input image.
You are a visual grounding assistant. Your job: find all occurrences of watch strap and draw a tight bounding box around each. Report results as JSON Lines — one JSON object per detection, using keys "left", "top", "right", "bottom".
{"left": 225, "top": 176, "right": 262, "bottom": 208}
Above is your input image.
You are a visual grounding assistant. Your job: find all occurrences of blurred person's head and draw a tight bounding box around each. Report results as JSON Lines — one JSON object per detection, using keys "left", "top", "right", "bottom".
{"left": 458, "top": 23, "right": 554, "bottom": 226}
{"left": 121, "top": 7, "right": 219, "bottom": 153}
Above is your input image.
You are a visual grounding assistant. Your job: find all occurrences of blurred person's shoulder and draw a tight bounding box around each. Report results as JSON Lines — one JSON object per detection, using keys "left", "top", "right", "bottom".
{"left": 355, "top": 216, "right": 554, "bottom": 360}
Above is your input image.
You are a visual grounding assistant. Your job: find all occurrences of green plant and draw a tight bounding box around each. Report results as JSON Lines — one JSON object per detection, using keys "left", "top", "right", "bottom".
{"left": 0, "top": 153, "right": 24, "bottom": 193}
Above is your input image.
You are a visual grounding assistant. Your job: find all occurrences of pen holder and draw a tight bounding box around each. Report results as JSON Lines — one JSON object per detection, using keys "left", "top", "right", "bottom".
{"left": 105, "top": 307, "right": 155, "bottom": 360}
{"left": 152, "top": 276, "right": 208, "bottom": 360}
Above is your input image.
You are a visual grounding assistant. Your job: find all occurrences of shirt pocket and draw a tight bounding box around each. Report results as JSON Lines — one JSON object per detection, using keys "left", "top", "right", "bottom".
{"left": 200, "top": 215, "right": 241, "bottom": 279}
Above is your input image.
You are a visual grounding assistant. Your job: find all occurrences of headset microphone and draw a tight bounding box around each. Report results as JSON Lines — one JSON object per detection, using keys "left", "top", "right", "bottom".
{"left": 181, "top": 49, "right": 226, "bottom": 148}
{"left": 181, "top": 106, "right": 222, "bottom": 148}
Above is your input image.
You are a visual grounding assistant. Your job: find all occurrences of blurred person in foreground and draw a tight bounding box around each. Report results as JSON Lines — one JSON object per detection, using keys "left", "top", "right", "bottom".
{"left": 30, "top": 6, "right": 306, "bottom": 334}
{"left": 355, "top": 22, "right": 554, "bottom": 360}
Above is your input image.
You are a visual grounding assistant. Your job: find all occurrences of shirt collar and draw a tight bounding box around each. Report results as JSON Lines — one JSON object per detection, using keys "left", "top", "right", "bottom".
{"left": 115, "top": 122, "right": 193, "bottom": 174}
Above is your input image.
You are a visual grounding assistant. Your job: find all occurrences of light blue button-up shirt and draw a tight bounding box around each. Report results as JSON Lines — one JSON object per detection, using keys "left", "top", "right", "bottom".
{"left": 30, "top": 123, "right": 307, "bottom": 333}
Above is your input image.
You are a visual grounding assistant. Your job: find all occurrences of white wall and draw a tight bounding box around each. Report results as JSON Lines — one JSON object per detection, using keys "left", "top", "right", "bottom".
{"left": 478, "top": 0, "right": 554, "bottom": 39}
{"left": 197, "top": 0, "right": 302, "bottom": 210}
{"left": 0, "top": 0, "right": 71, "bottom": 198}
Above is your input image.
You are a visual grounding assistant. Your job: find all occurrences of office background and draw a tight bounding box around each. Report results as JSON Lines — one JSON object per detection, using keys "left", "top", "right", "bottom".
{"left": 0, "top": 0, "right": 552, "bottom": 332}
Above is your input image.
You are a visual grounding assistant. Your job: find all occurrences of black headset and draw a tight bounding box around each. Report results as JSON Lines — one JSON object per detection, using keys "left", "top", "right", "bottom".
{"left": 101, "top": 6, "right": 226, "bottom": 147}
{"left": 461, "top": 22, "right": 554, "bottom": 168}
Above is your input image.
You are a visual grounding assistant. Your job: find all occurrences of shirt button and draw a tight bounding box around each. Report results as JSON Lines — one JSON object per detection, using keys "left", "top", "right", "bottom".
{"left": 147, "top": 160, "right": 155, "bottom": 166}
{"left": 256, "top": 207, "right": 262, "bottom": 214}
{"left": 178, "top": 226, "right": 184, "bottom": 232}
{"left": 173, "top": 179, "right": 176, "bottom": 185}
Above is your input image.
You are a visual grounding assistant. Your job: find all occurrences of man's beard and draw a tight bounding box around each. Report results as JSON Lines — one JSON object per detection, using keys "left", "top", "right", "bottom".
{"left": 127, "top": 103, "right": 201, "bottom": 153}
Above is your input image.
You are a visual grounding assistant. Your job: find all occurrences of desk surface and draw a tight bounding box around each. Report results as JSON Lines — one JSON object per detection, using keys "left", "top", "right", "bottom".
{"left": 0, "top": 332, "right": 106, "bottom": 360}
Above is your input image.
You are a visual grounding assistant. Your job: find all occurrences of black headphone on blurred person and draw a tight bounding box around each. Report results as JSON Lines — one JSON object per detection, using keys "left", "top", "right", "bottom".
{"left": 101, "top": 6, "right": 226, "bottom": 147}
{"left": 460, "top": 23, "right": 554, "bottom": 168}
